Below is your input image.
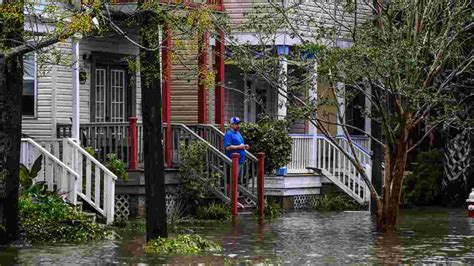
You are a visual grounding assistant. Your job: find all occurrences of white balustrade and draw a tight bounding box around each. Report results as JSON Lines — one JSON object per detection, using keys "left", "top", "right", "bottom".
{"left": 64, "top": 138, "right": 117, "bottom": 224}
{"left": 287, "top": 134, "right": 371, "bottom": 204}
{"left": 20, "top": 138, "right": 79, "bottom": 203}
{"left": 20, "top": 138, "right": 116, "bottom": 224}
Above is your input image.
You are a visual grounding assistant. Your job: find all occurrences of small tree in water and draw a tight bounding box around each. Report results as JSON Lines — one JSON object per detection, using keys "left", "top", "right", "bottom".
{"left": 229, "top": 0, "right": 473, "bottom": 232}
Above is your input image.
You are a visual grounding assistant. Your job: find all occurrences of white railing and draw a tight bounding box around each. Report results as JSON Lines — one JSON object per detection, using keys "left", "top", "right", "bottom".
{"left": 287, "top": 135, "right": 317, "bottom": 173}
{"left": 287, "top": 134, "right": 371, "bottom": 204}
{"left": 20, "top": 138, "right": 79, "bottom": 204}
{"left": 316, "top": 136, "right": 370, "bottom": 204}
{"left": 64, "top": 138, "right": 117, "bottom": 224}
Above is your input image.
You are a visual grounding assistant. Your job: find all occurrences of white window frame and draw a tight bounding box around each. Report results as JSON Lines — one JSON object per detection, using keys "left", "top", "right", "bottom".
{"left": 22, "top": 52, "right": 38, "bottom": 118}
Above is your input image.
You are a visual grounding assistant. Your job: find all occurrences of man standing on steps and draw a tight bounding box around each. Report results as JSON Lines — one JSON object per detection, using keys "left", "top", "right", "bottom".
{"left": 224, "top": 117, "right": 249, "bottom": 181}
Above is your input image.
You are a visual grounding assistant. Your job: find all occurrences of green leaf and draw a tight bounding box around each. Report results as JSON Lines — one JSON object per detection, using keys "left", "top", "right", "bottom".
{"left": 29, "top": 155, "right": 43, "bottom": 178}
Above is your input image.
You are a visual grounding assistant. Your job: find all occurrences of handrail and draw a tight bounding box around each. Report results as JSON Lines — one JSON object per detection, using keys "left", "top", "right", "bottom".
{"left": 172, "top": 123, "right": 232, "bottom": 163}
{"left": 66, "top": 138, "right": 118, "bottom": 180}
{"left": 21, "top": 138, "right": 79, "bottom": 180}
{"left": 193, "top": 124, "right": 258, "bottom": 162}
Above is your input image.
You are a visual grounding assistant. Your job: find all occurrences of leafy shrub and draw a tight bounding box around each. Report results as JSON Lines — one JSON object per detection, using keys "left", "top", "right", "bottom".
{"left": 309, "top": 193, "right": 363, "bottom": 211}
{"left": 402, "top": 150, "right": 443, "bottom": 206}
{"left": 167, "top": 198, "right": 187, "bottom": 224}
{"left": 145, "top": 234, "right": 222, "bottom": 254}
{"left": 178, "top": 141, "right": 218, "bottom": 201}
{"left": 19, "top": 155, "right": 43, "bottom": 189}
{"left": 19, "top": 195, "right": 111, "bottom": 243}
{"left": 239, "top": 118, "right": 292, "bottom": 174}
{"left": 105, "top": 153, "right": 129, "bottom": 181}
{"left": 260, "top": 197, "right": 282, "bottom": 219}
{"left": 196, "top": 202, "right": 231, "bottom": 220}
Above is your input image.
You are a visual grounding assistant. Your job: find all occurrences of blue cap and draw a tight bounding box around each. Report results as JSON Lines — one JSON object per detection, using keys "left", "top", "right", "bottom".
{"left": 230, "top": 117, "right": 241, "bottom": 124}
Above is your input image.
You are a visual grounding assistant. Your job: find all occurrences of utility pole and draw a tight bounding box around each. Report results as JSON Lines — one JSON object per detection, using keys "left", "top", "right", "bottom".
{"left": 138, "top": 4, "right": 168, "bottom": 240}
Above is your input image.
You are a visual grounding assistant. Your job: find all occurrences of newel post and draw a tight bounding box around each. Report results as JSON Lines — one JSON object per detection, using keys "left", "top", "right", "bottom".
{"left": 257, "top": 152, "right": 265, "bottom": 219}
{"left": 129, "top": 116, "right": 138, "bottom": 170}
{"left": 231, "top": 153, "right": 240, "bottom": 219}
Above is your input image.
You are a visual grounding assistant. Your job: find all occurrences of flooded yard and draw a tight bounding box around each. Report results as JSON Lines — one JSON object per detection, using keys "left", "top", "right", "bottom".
{"left": 1, "top": 208, "right": 473, "bottom": 264}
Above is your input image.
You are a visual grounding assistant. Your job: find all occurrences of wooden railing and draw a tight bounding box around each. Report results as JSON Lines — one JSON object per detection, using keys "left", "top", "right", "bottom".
{"left": 21, "top": 138, "right": 117, "bottom": 224}
{"left": 187, "top": 124, "right": 258, "bottom": 201}
{"left": 20, "top": 138, "right": 79, "bottom": 205}
{"left": 287, "top": 134, "right": 371, "bottom": 204}
{"left": 57, "top": 119, "right": 144, "bottom": 169}
{"left": 287, "top": 134, "right": 316, "bottom": 173}
{"left": 64, "top": 138, "right": 117, "bottom": 224}
{"left": 168, "top": 124, "right": 234, "bottom": 203}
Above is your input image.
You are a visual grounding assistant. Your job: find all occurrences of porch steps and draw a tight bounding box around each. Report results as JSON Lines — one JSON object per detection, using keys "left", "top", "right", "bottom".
{"left": 20, "top": 138, "right": 117, "bottom": 224}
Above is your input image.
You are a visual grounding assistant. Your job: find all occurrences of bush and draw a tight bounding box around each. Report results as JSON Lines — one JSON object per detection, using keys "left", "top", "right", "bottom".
{"left": 145, "top": 234, "right": 222, "bottom": 254}
{"left": 309, "top": 193, "right": 363, "bottom": 211}
{"left": 402, "top": 150, "right": 443, "bottom": 206}
{"left": 196, "top": 202, "right": 231, "bottom": 220}
{"left": 19, "top": 195, "right": 111, "bottom": 243}
{"left": 260, "top": 197, "right": 282, "bottom": 219}
{"left": 239, "top": 118, "right": 292, "bottom": 174}
{"left": 105, "top": 153, "right": 129, "bottom": 181}
{"left": 178, "top": 141, "right": 218, "bottom": 202}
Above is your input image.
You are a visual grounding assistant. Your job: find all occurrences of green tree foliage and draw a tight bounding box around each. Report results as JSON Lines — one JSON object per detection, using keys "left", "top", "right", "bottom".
{"left": 145, "top": 234, "right": 222, "bottom": 254}
{"left": 239, "top": 119, "right": 292, "bottom": 174}
{"left": 229, "top": 0, "right": 473, "bottom": 232}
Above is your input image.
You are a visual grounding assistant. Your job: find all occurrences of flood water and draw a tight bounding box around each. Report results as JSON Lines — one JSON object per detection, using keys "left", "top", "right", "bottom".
{"left": 1, "top": 208, "right": 473, "bottom": 264}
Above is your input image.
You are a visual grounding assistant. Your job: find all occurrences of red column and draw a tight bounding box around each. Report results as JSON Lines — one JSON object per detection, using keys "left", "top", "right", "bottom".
{"left": 257, "top": 152, "right": 265, "bottom": 219}
{"left": 129, "top": 116, "right": 138, "bottom": 170}
{"left": 215, "top": 30, "right": 225, "bottom": 131}
{"left": 231, "top": 153, "right": 240, "bottom": 218}
{"left": 162, "top": 24, "right": 172, "bottom": 167}
{"left": 198, "top": 31, "right": 209, "bottom": 124}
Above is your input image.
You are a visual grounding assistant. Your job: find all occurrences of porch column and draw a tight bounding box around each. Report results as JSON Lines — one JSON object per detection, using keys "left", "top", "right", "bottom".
{"left": 198, "top": 31, "right": 209, "bottom": 124}
{"left": 336, "top": 82, "right": 345, "bottom": 136}
{"left": 308, "top": 59, "right": 318, "bottom": 135}
{"left": 276, "top": 45, "right": 289, "bottom": 119}
{"left": 308, "top": 59, "right": 318, "bottom": 168}
{"left": 162, "top": 24, "right": 172, "bottom": 167}
{"left": 72, "top": 37, "right": 81, "bottom": 140}
{"left": 214, "top": 29, "right": 225, "bottom": 131}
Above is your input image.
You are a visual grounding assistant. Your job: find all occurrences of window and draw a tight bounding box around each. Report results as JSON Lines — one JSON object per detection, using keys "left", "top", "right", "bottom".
{"left": 22, "top": 53, "right": 36, "bottom": 116}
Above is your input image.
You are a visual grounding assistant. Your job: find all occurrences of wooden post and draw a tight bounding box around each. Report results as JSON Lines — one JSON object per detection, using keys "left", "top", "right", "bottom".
{"left": 129, "top": 116, "right": 138, "bottom": 170}
{"left": 162, "top": 24, "right": 172, "bottom": 168}
{"left": 215, "top": 30, "right": 225, "bottom": 131}
{"left": 198, "top": 31, "right": 209, "bottom": 124}
{"left": 139, "top": 6, "right": 168, "bottom": 240}
{"left": 257, "top": 152, "right": 265, "bottom": 219}
{"left": 231, "top": 153, "right": 240, "bottom": 218}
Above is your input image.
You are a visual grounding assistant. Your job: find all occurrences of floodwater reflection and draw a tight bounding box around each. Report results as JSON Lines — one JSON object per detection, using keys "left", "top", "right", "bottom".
{"left": 1, "top": 208, "right": 473, "bottom": 264}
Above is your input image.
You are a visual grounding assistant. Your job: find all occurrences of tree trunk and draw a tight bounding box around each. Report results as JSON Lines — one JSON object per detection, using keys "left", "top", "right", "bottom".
{"left": 0, "top": 54, "right": 23, "bottom": 244}
{"left": 140, "top": 24, "right": 168, "bottom": 240}
{"left": 376, "top": 136, "right": 409, "bottom": 232}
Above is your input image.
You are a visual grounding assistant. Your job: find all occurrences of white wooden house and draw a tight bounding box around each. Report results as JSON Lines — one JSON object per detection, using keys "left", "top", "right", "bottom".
{"left": 19, "top": 0, "right": 375, "bottom": 222}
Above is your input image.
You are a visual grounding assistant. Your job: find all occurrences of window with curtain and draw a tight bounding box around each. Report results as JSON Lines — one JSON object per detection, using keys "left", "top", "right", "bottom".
{"left": 22, "top": 53, "right": 36, "bottom": 116}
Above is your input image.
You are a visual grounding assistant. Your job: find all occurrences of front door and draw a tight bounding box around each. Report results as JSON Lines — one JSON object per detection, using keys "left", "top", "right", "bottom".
{"left": 93, "top": 64, "right": 128, "bottom": 122}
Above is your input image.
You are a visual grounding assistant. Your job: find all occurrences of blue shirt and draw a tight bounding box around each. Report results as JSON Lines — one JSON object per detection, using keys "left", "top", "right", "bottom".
{"left": 224, "top": 129, "right": 246, "bottom": 164}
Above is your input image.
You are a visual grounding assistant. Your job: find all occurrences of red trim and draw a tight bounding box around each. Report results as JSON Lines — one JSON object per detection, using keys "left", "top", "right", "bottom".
{"left": 257, "top": 152, "right": 265, "bottom": 219}
{"left": 215, "top": 30, "right": 225, "bottom": 131}
{"left": 231, "top": 153, "right": 240, "bottom": 217}
{"left": 198, "top": 31, "right": 209, "bottom": 124}
{"left": 162, "top": 24, "right": 173, "bottom": 168}
{"left": 129, "top": 117, "right": 138, "bottom": 170}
